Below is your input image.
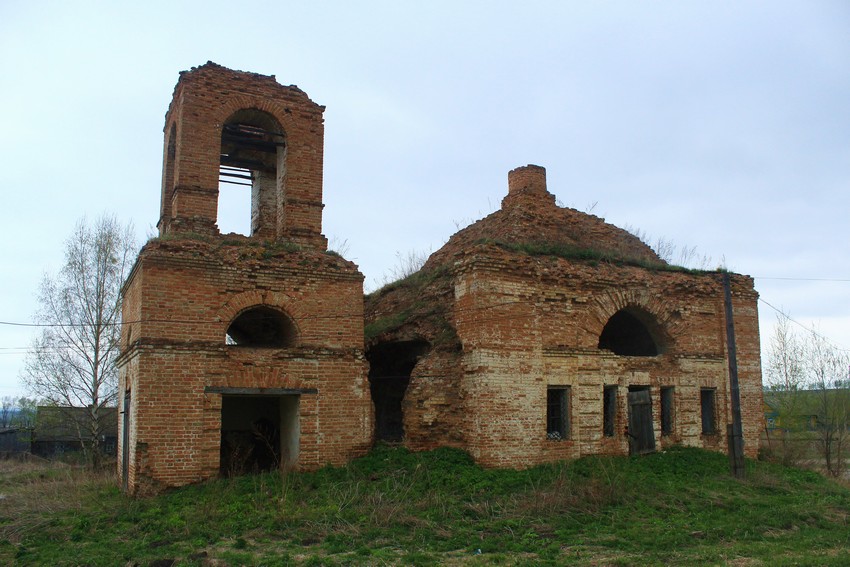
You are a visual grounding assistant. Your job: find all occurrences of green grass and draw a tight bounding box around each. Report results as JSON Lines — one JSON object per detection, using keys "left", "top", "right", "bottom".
{"left": 2, "top": 446, "right": 849, "bottom": 565}
{"left": 367, "top": 265, "right": 450, "bottom": 298}
{"left": 485, "top": 239, "right": 726, "bottom": 274}
{"left": 364, "top": 310, "right": 413, "bottom": 341}
{"left": 365, "top": 266, "right": 454, "bottom": 342}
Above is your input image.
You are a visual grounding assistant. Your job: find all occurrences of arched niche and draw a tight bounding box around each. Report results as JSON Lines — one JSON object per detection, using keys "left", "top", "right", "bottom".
{"left": 218, "top": 108, "right": 286, "bottom": 237}
{"left": 598, "top": 308, "right": 663, "bottom": 357}
{"left": 366, "top": 339, "right": 431, "bottom": 442}
{"left": 225, "top": 306, "right": 297, "bottom": 348}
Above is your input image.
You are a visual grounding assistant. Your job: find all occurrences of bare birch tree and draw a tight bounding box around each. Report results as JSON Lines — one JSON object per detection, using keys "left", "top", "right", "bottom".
{"left": 0, "top": 396, "right": 14, "bottom": 428}
{"left": 764, "top": 312, "right": 808, "bottom": 464}
{"left": 807, "top": 329, "right": 850, "bottom": 477}
{"left": 21, "top": 214, "right": 136, "bottom": 467}
{"left": 765, "top": 312, "right": 850, "bottom": 474}
{"left": 15, "top": 397, "right": 37, "bottom": 428}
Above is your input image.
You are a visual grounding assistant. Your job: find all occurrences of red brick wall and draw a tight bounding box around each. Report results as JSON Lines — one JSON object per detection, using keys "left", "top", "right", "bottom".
{"left": 118, "top": 63, "right": 370, "bottom": 494}
{"left": 380, "top": 166, "right": 765, "bottom": 467}
{"left": 119, "top": 242, "right": 372, "bottom": 493}
{"left": 449, "top": 254, "right": 763, "bottom": 467}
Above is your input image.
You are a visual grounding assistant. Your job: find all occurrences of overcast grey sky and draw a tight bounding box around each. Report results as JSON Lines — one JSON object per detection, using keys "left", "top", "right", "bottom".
{"left": 1, "top": 1, "right": 848, "bottom": 399}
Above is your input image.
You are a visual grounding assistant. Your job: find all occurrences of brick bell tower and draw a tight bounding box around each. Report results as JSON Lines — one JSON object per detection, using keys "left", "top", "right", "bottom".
{"left": 118, "top": 63, "right": 372, "bottom": 494}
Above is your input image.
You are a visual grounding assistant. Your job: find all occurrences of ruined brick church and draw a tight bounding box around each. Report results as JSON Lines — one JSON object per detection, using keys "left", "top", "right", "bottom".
{"left": 117, "top": 63, "right": 763, "bottom": 493}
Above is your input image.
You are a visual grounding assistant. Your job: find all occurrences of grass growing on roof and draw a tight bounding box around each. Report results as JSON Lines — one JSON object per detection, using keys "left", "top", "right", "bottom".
{"left": 486, "top": 239, "right": 724, "bottom": 274}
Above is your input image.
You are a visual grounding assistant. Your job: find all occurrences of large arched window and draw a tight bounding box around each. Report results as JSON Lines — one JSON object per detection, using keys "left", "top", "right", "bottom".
{"left": 225, "top": 306, "right": 297, "bottom": 347}
{"left": 218, "top": 109, "right": 286, "bottom": 237}
{"left": 598, "top": 308, "right": 662, "bottom": 357}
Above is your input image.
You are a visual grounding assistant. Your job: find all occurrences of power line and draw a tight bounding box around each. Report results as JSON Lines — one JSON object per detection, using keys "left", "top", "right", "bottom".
{"left": 1, "top": 281, "right": 848, "bottom": 353}
{"left": 1, "top": 271, "right": 847, "bottom": 330}
{"left": 753, "top": 276, "right": 850, "bottom": 282}
{"left": 758, "top": 297, "right": 850, "bottom": 353}
{"left": 0, "top": 320, "right": 119, "bottom": 328}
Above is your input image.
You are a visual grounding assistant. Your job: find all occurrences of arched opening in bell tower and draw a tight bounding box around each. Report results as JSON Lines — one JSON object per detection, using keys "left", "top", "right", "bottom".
{"left": 218, "top": 109, "right": 285, "bottom": 237}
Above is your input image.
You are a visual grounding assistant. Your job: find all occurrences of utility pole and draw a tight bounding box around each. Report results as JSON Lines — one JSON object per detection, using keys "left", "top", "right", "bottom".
{"left": 723, "top": 272, "right": 746, "bottom": 478}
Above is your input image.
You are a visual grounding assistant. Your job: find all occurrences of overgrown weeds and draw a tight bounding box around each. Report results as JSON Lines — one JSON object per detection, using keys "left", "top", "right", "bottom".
{"left": 2, "top": 446, "right": 850, "bottom": 565}
{"left": 365, "top": 266, "right": 454, "bottom": 342}
{"left": 485, "top": 239, "right": 724, "bottom": 274}
{"left": 0, "top": 458, "right": 117, "bottom": 545}
{"left": 364, "top": 310, "right": 412, "bottom": 341}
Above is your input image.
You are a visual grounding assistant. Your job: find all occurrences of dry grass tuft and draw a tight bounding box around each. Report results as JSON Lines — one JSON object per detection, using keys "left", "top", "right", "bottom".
{"left": 0, "top": 458, "right": 115, "bottom": 544}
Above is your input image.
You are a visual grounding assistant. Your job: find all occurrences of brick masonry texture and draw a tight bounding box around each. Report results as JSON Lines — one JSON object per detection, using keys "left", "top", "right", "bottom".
{"left": 118, "top": 63, "right": 371, "bottom": 494}
{"left": 366, "top": 164, "right": 763, "bottom": 468}
{"left": 120, "top": 63, "right": 764, "bottom": 493}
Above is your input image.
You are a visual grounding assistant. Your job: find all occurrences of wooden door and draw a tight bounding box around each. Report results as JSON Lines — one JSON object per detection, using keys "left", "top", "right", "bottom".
{"left": 628, "top": 389, "right": 656, "bottom": 455}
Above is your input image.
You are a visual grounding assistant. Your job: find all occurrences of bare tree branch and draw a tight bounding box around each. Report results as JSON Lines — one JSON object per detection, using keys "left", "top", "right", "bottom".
{"left": 20, "top": 214, "right": 136, "bottom": 467}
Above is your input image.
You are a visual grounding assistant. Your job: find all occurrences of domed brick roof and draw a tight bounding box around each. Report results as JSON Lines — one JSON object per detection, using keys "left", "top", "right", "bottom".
{"left": 423, "top": 164, "right": 662, "bottom": 272}
{"left": 366, "top": 165, "right": 665, "bottom": 350}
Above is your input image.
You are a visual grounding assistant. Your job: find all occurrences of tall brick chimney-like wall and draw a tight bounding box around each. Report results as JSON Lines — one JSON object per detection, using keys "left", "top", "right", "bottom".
{"left": 502, "top": 164, "right": 556, "bottom": 209}
{"left": 508, "top": 164, "right": 547, "bottom": 195}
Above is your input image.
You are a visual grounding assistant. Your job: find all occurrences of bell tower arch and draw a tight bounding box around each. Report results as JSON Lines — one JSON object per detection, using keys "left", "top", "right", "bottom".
{"left": 157, "top": 61, "right": 327, "bottom": 248}
{"left": 118, "top": 63, "right": 371, "bottom": 494}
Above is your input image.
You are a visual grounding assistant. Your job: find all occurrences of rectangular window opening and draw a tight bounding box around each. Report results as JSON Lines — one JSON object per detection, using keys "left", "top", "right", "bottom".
{"left": 217, "top": 166, "right": 252, "bottom": 236}
{"left": 603, "top": 385, "right": 617, "bottom": 437}
{"left": 546, "top": 386, "right": 570, "bottom": 440}
{"left": 661, "top": 386, "right": 674, "bottom": 436}
{"left": 700, "top": 388, "right": 716, "bottom": 435}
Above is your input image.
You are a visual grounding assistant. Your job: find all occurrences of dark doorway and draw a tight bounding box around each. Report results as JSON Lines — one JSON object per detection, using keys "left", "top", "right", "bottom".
{"left": 367, "top": 340, "right": 430, "bottom": 442}
{"left": 220, "top": 395, "right": 299, "bottom": 476}
{"left": 122, "top": 389, "right": 130, "bottom": 491}
{"left": 627, "top": 386, "right": 656, "bottom": 455}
